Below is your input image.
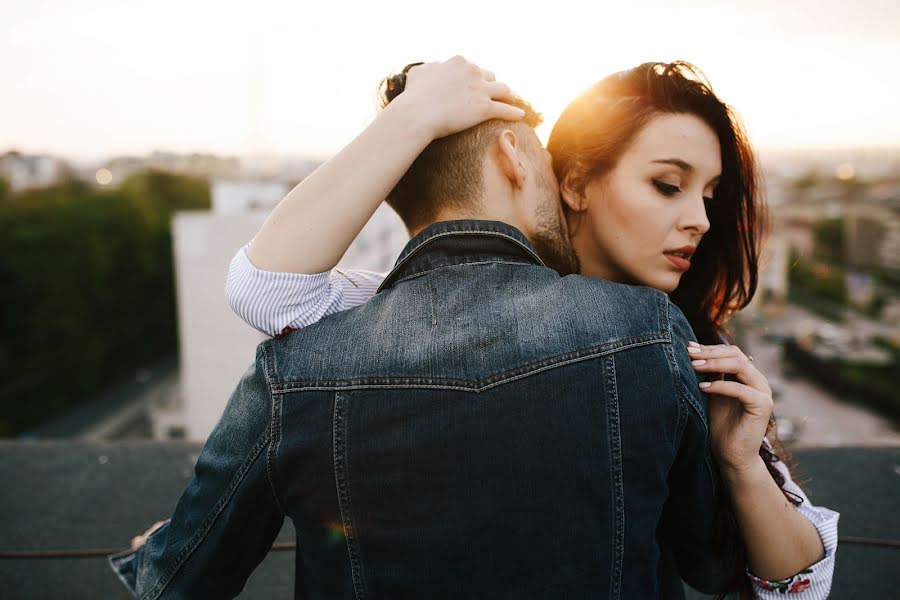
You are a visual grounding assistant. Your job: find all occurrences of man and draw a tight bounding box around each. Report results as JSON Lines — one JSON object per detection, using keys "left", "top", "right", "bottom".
{"left": 111, "top": 58, "right": 721, "bottom": 598}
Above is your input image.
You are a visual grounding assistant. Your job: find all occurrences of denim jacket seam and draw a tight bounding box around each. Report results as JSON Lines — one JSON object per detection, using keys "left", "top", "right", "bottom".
{"left": 666, "top": 303, "right": 709, "bottom": 431}
{"left": 263, "top": 338, "right": 281, "bottom": 383}
{"left": 388, "top": 259, "right": 540, "bottom": 287}
{"left": 139, "top": 427, "right": 273, "bottom": 600}
{"left": 378, "top": 229, "right": 544, "bottom": 292}
{"left": 678, "top": 365, "right": 708, "bottom": 429}
{"left": 397, "top": 228, "right": 541, "bottom": 267}
{"left": 262, "top": 342, "right": 288, "bottom": 515}
{"left": 657, "top": 291, "right": 670, "bottom": 337}
{"left": 271, "top": 333, "right": 667, "bottom": 393}
{"left": 673, "top": 393, "right": 688, "bottom": 451}
{"left": 603, "top": 354, "right": 624, "bottom": 599}
{"left": 333, "top": 391, "right": 369, "bottom": 599}
{"left": 663, "top": 302, "right": 718, "bottom": 503}
{"left": 663, "top": 302, "right": 690, "bottom": 447}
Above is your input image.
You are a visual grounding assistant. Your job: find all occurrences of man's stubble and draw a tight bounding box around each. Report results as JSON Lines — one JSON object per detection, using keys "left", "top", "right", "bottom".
{"left": 531, "top": 167, "right": 580, "bottom": 277}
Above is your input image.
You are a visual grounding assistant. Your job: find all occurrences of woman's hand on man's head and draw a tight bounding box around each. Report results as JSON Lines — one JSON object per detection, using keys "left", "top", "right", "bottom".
{"left": 386, "top": 56, "right": 526, "bottom": 141}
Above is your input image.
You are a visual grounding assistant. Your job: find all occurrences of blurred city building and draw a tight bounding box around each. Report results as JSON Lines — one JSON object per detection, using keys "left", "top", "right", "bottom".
{"left": 163, "top": 176, "right": 408, "bottom": 440}
{"left": 100, "top": 152, "right": 241, "bottom": 186}
{"left": 0, "top": 150, "right": 72, "bottom": 191}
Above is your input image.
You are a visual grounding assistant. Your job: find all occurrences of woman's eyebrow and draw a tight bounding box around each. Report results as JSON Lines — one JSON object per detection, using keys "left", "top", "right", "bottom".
{"left": 652, "top": 158, "right": 721, "bottom": 184}
{"left": 651, "top": 158, "right": 693, "bottom": 171}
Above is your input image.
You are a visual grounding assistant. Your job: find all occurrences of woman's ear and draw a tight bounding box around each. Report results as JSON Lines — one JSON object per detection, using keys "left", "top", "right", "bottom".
{"left": 559, "top": 171, "right": 588, "bottom": 213}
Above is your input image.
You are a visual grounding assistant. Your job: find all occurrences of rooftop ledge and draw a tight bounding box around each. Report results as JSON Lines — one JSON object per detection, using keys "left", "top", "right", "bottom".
{"left": 1, "top": 441, "right": 898, "bottom": 598}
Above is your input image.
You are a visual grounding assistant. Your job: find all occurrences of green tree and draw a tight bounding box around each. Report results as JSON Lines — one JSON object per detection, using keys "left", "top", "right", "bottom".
{"left": 0, "top": 171, "right": 210, "bottom": 437}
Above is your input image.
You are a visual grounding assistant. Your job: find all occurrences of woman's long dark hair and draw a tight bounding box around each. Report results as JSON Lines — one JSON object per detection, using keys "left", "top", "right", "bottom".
{"left": 548, "top": 62, "right": 796, "bottom": 598}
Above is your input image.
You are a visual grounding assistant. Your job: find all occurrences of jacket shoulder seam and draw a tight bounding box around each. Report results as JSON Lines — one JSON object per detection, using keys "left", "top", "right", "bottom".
{"left": 272, "top": 333, "right": 668, "bottom": 393}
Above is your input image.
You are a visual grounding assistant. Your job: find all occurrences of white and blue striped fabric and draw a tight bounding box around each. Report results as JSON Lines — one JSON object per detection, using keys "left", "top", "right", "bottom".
{"left": 225, "top": 243, "right": 838, "bottom": 597}
{"left": 225, "top": 243, "right": 384, "bottom": 337}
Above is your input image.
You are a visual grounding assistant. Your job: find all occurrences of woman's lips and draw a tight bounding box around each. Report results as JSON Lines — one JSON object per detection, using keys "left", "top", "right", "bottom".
{"left": 664, "top": 253, "right": 691, "bottom": 271}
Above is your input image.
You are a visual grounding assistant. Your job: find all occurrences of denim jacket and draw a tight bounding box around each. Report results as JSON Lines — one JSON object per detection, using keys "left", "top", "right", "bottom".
{"left": 110, "top": 219, "right": 723, "bottom": 599}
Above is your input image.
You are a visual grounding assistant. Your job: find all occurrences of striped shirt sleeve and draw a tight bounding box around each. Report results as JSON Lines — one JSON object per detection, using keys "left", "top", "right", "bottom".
{"left": 225, "top": 243, "right": 385, "bottom": 337}
{"left": 747, "top": 456, "right": 839, "bottom": 598}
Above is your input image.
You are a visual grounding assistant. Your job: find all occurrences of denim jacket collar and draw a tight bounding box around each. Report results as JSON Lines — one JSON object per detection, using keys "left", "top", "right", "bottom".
{"left": 377, "top": 219, "right": 545, "bottom": 292}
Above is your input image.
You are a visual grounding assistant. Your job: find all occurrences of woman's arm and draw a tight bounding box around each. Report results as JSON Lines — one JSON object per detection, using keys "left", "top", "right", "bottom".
{"left": 721, "top": 459, "right": 825, "bottom": 580}
{"left": 225, "top": 57, "right": 525, "bottom": 336}
{"left": 246, "top": 56, "right": 525, "bottom": 274}
{"left": 731, "top": 455, "right": 838, "bottom": 597}
{"left": 689, "top": 342, "right": 837, "bottom": 593}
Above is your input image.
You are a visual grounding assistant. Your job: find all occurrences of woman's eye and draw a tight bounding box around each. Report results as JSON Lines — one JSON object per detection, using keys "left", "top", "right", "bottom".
{"left": 652, "top": 180, "right": 680, "bottom": 196}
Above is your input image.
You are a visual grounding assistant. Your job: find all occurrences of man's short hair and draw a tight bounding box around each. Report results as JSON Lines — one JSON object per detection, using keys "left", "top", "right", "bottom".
{"left": 378, "top": 64, "right": 544, "bottom": 230}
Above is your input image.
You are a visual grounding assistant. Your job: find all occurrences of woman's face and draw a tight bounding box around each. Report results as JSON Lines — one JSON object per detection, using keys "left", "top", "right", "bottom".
{"left": 564, "top": 113, "right": 722, "bottom": 292}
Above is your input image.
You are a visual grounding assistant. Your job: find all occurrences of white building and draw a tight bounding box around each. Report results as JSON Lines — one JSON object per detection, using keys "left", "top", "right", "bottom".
{"left": 211, "top": 180, "right": 289, "bottom": 214}
{"left": 0, "top": 151, "right": 69, "bottom": 190}
{"left": 163, "top": 179, "right": 408, "bottom": 440}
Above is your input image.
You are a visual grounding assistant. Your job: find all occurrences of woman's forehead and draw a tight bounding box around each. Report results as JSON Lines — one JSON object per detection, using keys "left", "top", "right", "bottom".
{"left": 624, "top": 113, "right": 722, "bottom": 177}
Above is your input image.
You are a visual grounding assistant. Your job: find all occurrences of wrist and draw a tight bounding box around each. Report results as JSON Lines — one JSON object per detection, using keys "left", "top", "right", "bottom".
{"left": 380, "top": 94, "right": 439, "bottom": 145}
{"left": 720, "top": 456, "right": 770, "bottom": 489}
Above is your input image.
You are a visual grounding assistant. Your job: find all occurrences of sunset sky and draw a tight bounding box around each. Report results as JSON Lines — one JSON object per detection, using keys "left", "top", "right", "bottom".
{"left": 3, "top": 0, "right": 899, "bottom": 161}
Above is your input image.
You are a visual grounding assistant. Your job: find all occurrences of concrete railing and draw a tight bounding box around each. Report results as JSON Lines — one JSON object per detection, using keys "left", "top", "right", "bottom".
{"left": 1, "top": 441, "right": 897, "bottom": 598}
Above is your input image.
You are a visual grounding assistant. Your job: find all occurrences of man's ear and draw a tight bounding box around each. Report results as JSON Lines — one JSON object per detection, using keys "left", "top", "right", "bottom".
{"left": 494, "top": 129, "right": 526, "bottom": 189}
{"left": 559, "top": 171, "right": 589, "bottom": 213}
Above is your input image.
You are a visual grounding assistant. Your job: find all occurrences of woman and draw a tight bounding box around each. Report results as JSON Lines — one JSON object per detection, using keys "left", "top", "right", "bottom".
{"left": 227, "top": 57, "right": 838, "bottom": 598}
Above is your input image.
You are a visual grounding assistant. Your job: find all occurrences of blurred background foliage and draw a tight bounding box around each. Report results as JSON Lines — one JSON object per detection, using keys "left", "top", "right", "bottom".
{"left": 0, "top": 171, "right": 209, "bottom": 437}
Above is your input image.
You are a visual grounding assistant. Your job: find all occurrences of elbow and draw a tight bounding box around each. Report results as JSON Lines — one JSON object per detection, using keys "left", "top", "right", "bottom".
{"left": 224, "top": 266, "right": 276, "bottom": 337}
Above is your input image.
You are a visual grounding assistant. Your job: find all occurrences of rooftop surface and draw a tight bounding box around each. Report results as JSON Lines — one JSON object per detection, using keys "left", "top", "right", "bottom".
{"left": 1, "top": 441, "right": 897, "bottom": 598}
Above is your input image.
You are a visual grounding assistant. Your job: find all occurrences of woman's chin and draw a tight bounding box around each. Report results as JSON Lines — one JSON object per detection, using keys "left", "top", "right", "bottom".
{"left": 644, "top": 272, "right": 682, "bottom": 294}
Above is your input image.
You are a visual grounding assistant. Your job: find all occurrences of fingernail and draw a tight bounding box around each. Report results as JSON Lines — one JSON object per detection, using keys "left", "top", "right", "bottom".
{"left": 687, "top": 346, "right": 701, "bottom": 354}
{"left": 688, "top": 341, "right": 700, "bottom": 347}
{"left": 691, "top": 359, "right": 707, "bottom": 366}
{"left": 699, "top": 381, "right": 711, "bottom": 388}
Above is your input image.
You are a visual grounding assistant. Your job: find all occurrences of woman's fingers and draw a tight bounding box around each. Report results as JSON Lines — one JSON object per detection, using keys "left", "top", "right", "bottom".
{"left": 481, "top": 82, "right": 524, "bottom": 121}
{"left": 687, "top": 342, "right": 745, "bottom": 359}
{"left": 692, "top": 356, "right": 769, "bottom": 391}
{"left": 699, "top": 380, "right": 774, "bottom": 417}
{"left": 689, "top": 342, "right": 774, "bottom": 422}
{"left": 486, "top": 100, "right": 527, "bottom": 121}
{"left": 688, "top": 343, "right": 768, "bottom": 391}
{"left": 483, "top": 80, "right": 514, "bottom": 101}
{"left": 398, "top": 56, "right": 526, "bottom": 138}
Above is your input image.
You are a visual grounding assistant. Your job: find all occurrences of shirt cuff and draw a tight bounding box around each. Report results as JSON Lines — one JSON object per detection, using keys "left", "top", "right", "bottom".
{"left": 226, "top": 244, "right": 332, "bottom": 336}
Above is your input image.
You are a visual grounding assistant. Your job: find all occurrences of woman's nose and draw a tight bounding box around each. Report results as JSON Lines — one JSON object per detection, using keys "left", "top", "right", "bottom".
{"left": 680, "top": 195, "right": 710, "bottom": 235}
